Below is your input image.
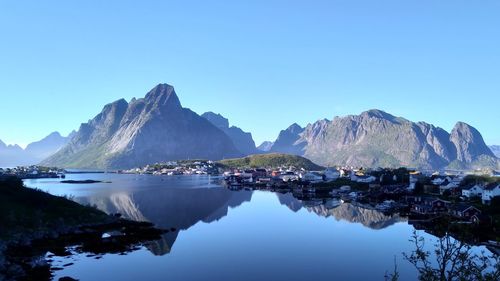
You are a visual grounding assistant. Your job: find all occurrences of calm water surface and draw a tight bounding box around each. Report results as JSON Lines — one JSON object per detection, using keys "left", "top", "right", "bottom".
{"left": 23, "top": 173, "right": 491, "bottom": 281}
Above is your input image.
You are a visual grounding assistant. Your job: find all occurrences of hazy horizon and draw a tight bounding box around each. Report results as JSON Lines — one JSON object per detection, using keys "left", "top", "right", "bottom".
{"left": 1, "top": 1, "right": 499, "bottom": 146}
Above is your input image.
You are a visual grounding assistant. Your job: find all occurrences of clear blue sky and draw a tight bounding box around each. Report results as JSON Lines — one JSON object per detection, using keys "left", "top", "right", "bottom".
{"left": 0, "top": 0, "right": 499, "bottom": 147}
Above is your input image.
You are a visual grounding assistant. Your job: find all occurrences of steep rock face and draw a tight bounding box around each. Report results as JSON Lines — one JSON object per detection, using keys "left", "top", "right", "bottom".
{"left": 270, "top": 109, "right": 498, "bottom": 170}
{"left": 257, "top": 141, "right": 274, "bottom": 152}
{"left": 270, "top": 123, "right": 305, "bottom": 155}
{"left": 490, "top": 145, "right": 500, "bottom": 158}
{"left": 201, "top": 112, "right": 257, "bottom": 155}
{"left": 449, "top": 122, "right": 494, "bottom": 162}
{"left": 42, "top": 84, "right": 242, "bottom": 169}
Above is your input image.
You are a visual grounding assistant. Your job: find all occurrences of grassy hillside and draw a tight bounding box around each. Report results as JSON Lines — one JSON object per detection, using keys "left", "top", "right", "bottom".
{"left": 0, "top": 176, "right": 110, "bottom": 240}
{"left": 219, "top": 153, "right": 324, "bottom": 170}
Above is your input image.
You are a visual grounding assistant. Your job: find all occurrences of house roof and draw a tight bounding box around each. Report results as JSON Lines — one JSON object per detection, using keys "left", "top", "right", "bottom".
{"left": 484, "top": 182, "right": 500, "bottom": 191}
{"left": 449, "top": 204, "right": 480, "bottom": 213}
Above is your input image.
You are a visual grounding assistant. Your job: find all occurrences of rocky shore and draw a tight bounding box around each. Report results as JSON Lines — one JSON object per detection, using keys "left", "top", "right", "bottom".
{"left": 0, "top": 176, "right": 166, "bottom": 281}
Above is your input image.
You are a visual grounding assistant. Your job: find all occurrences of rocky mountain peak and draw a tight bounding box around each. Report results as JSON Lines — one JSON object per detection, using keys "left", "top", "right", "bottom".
{"left": 286, "top": 123, "right": 304, "bottom": 134}
{"left": 144, "top": 83, "right": 181, "bottom": 110}
{"left": 450, "top": 121, "right": 494, "bottom": 162}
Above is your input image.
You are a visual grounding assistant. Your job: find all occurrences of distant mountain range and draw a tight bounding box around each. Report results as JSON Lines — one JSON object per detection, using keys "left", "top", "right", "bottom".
{"left": 266, "top": 109, "right": 499, "bottom": 170}
{"left": 0, "top": 132, "right": 73, "bottom": 167}
{"left": 3, "top": 83, "right": 499, "bottom": 170}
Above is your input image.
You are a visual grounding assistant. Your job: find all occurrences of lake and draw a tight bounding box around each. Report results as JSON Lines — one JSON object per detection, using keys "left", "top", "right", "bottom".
{"left": 23, "top": 173, "right": 492, "bottom": 281}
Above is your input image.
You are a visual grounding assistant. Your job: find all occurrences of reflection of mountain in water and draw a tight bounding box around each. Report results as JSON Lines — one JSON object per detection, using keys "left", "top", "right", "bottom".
{"left": 76, "top": 188, "right": 253, "bottom": 255}
{"left": 276, "top": 192, "right": 303, "bottom": 212}
{"left": 275, "top": 193, "right": 405, "bottom": 229}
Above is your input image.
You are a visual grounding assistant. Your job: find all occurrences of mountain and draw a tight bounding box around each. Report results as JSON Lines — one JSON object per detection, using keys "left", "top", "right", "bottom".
{"left": 42, "top": 84, "right": 242, "bottom": 169}
{"left": 201, "top": 112, "right": 257, "bottom": 155}
{"left": 490, "top": 145, "right": 500, "bottom": 158}
{"left": 219, "top": 153, "right": 324, "bottom": 170}
{"left": 0, "top": 140, "right": 26, "bottom": 167}
{"left": 76, "top": 187, "right": 252, "bottom": 256}
{"left": 257, "top": 141, "right": 274, "bottom": 152}
{"left": 275, "top": 193, "right": 404, "bottom": 229}
{"left": 25, "top": 131, "right": 74, "bottom": 160}
{"left": 269, "top": 109, "right": 499, "bottom": 170}
{"left": 269, "top": 123, "right": 305, "bottom": 155}
{"left": 0, "top": 132, "right": 72, "bottom": 167}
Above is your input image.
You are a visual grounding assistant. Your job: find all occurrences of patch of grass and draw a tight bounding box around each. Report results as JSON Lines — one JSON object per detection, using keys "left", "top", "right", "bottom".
{"left": 219, "top": 153, "right": 324, "bottom": 170}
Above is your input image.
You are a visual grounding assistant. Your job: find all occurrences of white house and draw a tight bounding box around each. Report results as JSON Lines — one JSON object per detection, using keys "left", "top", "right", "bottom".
{"left": 462, "top": 184, "right": 484, "bottom": 198}
{"left": 482, "top": 183, "right": 500, "bottom": 204}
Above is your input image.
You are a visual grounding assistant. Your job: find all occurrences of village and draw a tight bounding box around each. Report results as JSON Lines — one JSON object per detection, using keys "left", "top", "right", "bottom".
{"left": 220, "top": 165, "right": 500, "bottom": 244}
{"left": 0, "top": 166, "right": 65, "bottom": 179}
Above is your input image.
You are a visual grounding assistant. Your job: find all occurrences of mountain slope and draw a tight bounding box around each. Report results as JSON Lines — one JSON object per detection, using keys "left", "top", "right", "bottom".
{"left": 42, "top": 84, "right": 242, "bottom": 169}
{"left": 201, "top": 112, "right": 257, "bottom": 155}
{"left": 270, "top": 123, "right": 305, "bottom": 155}
{"left": 270, "top": 109, "right": 499, "bottom": 170}
{"left": 490, "top": 145, "right": 500, "bottom": 158}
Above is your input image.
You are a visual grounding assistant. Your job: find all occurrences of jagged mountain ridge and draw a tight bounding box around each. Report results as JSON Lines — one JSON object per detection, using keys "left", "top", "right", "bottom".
{"left": 42, "top": 84, "right": 243, "bottom": 169}
{"left": 201, "top": 112, "right": 258, "bottom": 155}
{"left": 270, "top": 109, "right": 498, "bottom": 170}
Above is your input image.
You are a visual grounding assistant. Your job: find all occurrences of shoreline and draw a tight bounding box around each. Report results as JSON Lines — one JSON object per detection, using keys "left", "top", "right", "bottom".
{"left": 0, "top": 218, "right": 167, "bottom": 281}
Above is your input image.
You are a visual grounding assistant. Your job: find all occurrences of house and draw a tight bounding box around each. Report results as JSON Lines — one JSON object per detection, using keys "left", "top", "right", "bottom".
{"left": 412, "top": 197, "right": 449, "bottom": 215}
{"left": 471, "top": 214, "right": 492, "bottom": 226}
{"left": 461, "top": 184, "right": 484, "bottom": 198}
{"left": 481, "top": 183, "right": 500, "bottom": 204}
{"left": 448, "top": 204, "right": 481, "bottom": 219}
{"left": 439, "top": 182, "right": 459, "bottom": 195}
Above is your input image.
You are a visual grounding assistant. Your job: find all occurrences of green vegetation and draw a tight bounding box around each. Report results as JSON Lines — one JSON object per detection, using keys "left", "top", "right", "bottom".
{"left": 218, "top": 153, "right": 324, "bottom": 170}
{"left": 0, "top": 176, "right": 110, "bottom": 240}
{"left": 460, "top": 175, "right": 500, "bottom": 187}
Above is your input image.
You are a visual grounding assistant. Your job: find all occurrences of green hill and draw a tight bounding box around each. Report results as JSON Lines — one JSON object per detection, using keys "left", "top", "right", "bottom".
{"left": 219, "top": 153, "right": 324, "bottom": 170}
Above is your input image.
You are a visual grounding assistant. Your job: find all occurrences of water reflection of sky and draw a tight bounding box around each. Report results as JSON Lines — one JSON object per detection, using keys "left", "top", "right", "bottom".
{"left": 23, "top": 174, "right": 492, "bottom": 281}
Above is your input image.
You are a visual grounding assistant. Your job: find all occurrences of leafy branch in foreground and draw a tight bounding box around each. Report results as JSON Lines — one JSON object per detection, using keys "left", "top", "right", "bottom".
{"left": 396, "top": 230, "right": 499, "bottom": 281}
